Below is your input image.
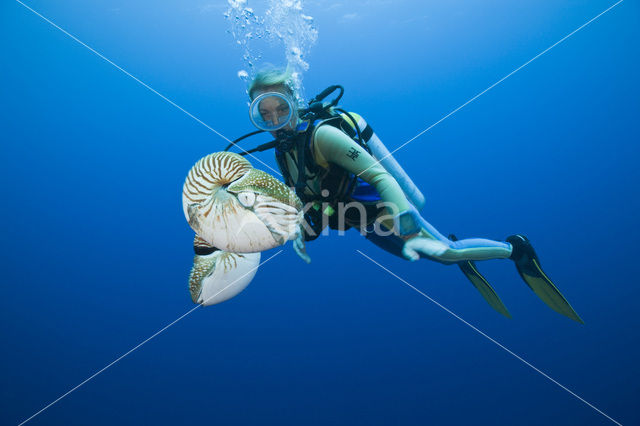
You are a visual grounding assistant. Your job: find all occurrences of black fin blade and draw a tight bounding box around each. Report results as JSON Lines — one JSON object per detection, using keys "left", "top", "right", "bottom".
{"left": 459, "top": 260, "right": 512, "bottom": 318}
{"left": 449, "top": 234, "right": 511, "bottom": 318}
{"left": 516, "top": 258, "right": 584, "bottom": 324}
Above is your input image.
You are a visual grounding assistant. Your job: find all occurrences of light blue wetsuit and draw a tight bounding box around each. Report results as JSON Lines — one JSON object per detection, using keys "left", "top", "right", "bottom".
{"left": 305, "top": 124, "right": 513, "bottom": 264}
{"left": 350, "top": 180, "right": 512, "bottom": 264}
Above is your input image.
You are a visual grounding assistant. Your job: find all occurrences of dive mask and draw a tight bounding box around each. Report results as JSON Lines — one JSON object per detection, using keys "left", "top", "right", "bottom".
{"left": 249, "top": 92, "right": 295, "bottom": 132}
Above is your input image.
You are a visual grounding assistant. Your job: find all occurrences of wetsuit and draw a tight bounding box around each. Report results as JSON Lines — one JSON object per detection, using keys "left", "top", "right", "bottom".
{"left": 279, "top": 122, "right": 513, "bottom": 264}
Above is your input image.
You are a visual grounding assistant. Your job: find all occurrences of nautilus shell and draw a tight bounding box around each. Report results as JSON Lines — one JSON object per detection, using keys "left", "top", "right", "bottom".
{"left": 182, "top": 152, "right": 303, "bottom": 252}
{"left": 189, "top": 236, "right": 260, "bottom": 306}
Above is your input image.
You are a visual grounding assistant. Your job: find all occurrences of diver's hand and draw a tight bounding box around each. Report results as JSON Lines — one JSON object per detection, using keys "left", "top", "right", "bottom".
{"left": 293, "top": 227, "right": 311, "bottom": 264}
{"left": 402, "top": 235, "right": 448, "bottom": 262}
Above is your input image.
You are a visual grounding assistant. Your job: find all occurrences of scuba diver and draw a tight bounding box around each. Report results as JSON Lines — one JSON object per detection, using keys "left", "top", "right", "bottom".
{"left": 190, "top": 66, "right": 582, "bottom": 323}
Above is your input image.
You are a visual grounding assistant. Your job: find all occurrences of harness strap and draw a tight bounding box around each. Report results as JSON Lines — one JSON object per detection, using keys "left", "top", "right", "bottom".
{"left": 277, "top": 114, "right": 369, "bottom": 205}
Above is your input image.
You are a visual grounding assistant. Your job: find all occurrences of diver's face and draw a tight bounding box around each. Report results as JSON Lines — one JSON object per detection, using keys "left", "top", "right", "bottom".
{"left": 258, "top": 96, "right": 291, "bottom": 129}
{"left": 253, "top": 87, "right": 297, "bottom": 136}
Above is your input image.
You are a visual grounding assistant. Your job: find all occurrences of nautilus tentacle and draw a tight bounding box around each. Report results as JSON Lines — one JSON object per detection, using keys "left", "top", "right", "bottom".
{"left": 189, "top": 235, "right": 260, "bottom": 306}
{"left": 182, "top": 152, "right": 303, "bottom": 252}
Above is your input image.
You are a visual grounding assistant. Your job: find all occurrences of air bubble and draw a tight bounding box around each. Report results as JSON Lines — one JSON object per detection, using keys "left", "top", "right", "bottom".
{"left": 237, "top": 70, "right": 249, "bottom": 80}
{"left": 224, "top": 0, "right": 318, "bottom": 99}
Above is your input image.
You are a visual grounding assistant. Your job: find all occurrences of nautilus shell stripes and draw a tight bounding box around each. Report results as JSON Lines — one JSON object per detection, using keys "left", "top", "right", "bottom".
{"left": 182, "top": 152, "right": 303, "bottom": 253}
{"left": 189, "top": 235, "right": 260, "bottom": 306}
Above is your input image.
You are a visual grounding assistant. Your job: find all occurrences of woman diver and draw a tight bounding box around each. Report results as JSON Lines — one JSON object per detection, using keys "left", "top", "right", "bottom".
{"left": 189, "top": 66, "right": 582, "bottom": 322}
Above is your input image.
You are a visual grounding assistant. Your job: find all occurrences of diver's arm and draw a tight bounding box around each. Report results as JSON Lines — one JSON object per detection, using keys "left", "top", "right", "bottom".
{"left": 314, "top": 125, "right": 430, "bottom": 261}
{"left": 313, "top": 124, "right": 412, "bottom": 214}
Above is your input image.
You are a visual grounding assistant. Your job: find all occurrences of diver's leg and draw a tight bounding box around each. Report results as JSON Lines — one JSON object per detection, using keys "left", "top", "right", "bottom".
{"left": 373, "top": 209, "right": 583, "bottom": 322}
{"left": 363, "top": 219, "right": 510, "bottom": 263}
{"left": 414, "top": 217, "right": 512, "bottom": 263}
{"left": 384, "top": 210, "right": 511, "bottom": 264}
{"left": 413, "top": 221, "right": 582, "bottom": 322}
{"left": 363, "top": 222, "right": 407, "bottom": 259}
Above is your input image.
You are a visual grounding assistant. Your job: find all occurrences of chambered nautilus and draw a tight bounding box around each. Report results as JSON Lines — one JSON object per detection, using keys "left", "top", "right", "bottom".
{"left": 189, "top": 235, "right": 260, "bottom": 306}
{"left": 182, "top": 152, "right": 303, "bottom": 253}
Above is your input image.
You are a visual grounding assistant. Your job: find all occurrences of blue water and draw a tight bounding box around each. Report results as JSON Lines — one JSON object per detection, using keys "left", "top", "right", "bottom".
{"left": 1, "top": 1, "right": 638, "bottom": 425}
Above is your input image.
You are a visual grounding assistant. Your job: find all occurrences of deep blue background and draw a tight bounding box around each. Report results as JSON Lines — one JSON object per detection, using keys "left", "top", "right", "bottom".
{"left": 1, "top": 1, "right": 638, "bottom": 425}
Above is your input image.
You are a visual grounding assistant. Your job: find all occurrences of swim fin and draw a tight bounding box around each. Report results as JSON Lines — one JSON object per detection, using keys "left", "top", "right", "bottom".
{"left": 506, "top": 235, "right": 583, "bottom": 323}
{"left": 449, "top": 234, "right": 511, "bottom": 318}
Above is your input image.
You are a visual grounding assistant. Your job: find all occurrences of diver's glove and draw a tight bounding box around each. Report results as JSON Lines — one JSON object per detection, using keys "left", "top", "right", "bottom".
{"left": 394, "top": 210, "right": 447, "bottom": 261}
{"left": 401, "top": 234, "right": 448, "bottom": 262}
{"left": 293, "top": 226, "right": 311, "bottom": 264}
